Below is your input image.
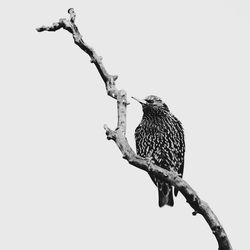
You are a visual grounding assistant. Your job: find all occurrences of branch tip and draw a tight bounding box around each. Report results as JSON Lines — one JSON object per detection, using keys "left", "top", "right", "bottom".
{"left": 103, "top": 124, "right": 110, "bottom": 131}
{"left": 104, "top": 124, "right": 116, "bottom": 140}
{"left": 113, "top": 75, "right": 118, "bottom": 81}
{"left": 68, "top": 8, "right": 76, "bottom": 23}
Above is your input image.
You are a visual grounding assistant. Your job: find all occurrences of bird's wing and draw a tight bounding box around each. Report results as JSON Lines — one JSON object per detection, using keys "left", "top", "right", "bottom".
{"left": 173, "top": 116, "right": 185, "bottom": 178}
{"left": 134, "top": 125, "right": 142, "bottom": 155}
{"left": 164, "top": 114, "right": 185, "bottom": 197}
{"left": 159, "top": 114, "right": 185, "bottom": 176}
{"left": 135, "top": 116, "right": 185, "bottom": 175}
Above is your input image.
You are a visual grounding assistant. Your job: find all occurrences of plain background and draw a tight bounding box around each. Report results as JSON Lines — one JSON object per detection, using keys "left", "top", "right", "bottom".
{"left": 1, "top": 1, "right": 250, "bottom": 249}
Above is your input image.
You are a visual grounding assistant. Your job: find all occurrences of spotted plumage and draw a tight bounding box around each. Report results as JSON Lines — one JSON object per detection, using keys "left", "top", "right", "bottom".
{"left": 133, "top": 95, "right": 185, "bottom": 207}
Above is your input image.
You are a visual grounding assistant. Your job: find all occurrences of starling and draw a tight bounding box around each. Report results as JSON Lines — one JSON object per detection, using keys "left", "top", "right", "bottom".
{"left": 133, "top": 95, "right": 185, "bottom": 207}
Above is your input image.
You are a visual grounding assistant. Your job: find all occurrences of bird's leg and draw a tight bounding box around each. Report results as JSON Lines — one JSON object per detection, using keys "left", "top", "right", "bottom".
{"left": 145, "top": 156, "right": 154, "bottom": 171}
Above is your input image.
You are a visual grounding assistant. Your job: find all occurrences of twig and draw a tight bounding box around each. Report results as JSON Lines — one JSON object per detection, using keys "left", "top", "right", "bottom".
{"left": 36, "top": 9, "right": 233, "bottom": 250}
{"left": 37, "top": 8, "right": 118, "bottom": 99}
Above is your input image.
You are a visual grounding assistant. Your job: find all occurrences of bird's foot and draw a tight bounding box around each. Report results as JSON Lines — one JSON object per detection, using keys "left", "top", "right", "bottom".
{"left": 145, "top": 156, "right": 154, "bottom": 168}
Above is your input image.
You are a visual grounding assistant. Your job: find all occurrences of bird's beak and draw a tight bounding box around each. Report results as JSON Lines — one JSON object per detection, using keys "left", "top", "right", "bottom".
{"left": 131, "top": 96, "right": 146, "bottom": 105}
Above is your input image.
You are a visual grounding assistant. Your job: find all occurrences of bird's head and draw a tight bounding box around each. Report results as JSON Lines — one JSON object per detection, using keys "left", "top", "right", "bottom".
{"left": 132, "top": 95, "right": 170, "bottom": 114}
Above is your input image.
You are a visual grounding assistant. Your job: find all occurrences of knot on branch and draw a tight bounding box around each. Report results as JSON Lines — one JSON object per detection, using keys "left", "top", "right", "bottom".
{"left": 192, "top": 211, "right": 198, "bottom": 216}
{"left": 186, "top": 193, "right": 201, "bottom": 211}
{"left": 113, "top": 75, "right": 118, "bottom": 81}
{"left": 106, "top": 76, "right": 119, "bottom": 99}
{"left": 68, "top": 8, "right": 76, "bottom": 23}
{"left": 212, "top": 225, "right": 221, "bottom": 233}
{"left": 122, "top": 154, "right": 129, "bottom": 160}
{"left": 117, "top": 89, "right": 130, "bottom": 106}
{"left": 90, "top": 56, "right": 103, "bottom": 64}
{"left": 118, "top": 90, "right": 126, "bottom": 99}
{"left": 104, "top": 125, "right": 116, "bottom": 140}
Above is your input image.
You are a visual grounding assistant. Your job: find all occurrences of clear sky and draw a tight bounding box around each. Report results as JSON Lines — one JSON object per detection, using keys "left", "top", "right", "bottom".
{"left": 1, "top": 1, "right": 249, "bottom": 249}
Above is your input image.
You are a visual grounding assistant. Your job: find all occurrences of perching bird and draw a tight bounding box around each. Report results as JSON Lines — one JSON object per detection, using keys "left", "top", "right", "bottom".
{"left": 133, "top": 95, "right": 185, "bottom": 207}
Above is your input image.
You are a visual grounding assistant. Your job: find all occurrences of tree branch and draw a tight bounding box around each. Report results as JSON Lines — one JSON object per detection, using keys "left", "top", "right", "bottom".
{"left": 36, "top": 9, "right": 233, "bottom": 250}
{"left": 37, "top": 8, "right": 118, "bottom": 99}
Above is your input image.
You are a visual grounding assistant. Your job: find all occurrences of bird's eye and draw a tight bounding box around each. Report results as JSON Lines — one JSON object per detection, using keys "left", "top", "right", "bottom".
{"left": 146, "top": 99, "right": 154, "bottom": 104}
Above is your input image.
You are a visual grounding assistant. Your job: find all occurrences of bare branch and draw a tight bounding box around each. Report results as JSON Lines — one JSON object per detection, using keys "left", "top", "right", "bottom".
{"left": 36, "top": 9, "right": 233, "bottom": 250}
{"left": 37, "top": 8, "right": 119, "bottom": 100}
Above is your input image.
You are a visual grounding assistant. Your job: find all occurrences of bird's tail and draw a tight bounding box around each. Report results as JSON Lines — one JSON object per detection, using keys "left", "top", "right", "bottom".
{"left": 158, "top": 184, "right": 174, "bottom": 207}
{"left": 149, "top": 174, "right": 174, "bottom": 207}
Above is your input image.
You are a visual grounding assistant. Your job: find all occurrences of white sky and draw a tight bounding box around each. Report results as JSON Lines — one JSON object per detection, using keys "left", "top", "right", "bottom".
{"left": 1, "top": 1, "right": 249, "bottom": 249}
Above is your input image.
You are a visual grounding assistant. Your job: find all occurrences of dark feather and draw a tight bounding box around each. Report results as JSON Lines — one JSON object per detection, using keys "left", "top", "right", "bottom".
{"left": 134, "top": 95, "right": 185, "bottom": 207}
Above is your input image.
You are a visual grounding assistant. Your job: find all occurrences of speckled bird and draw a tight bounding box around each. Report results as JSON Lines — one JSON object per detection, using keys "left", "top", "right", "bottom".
{"left": 133, "top": 95, "right": 185, "bottom": 207}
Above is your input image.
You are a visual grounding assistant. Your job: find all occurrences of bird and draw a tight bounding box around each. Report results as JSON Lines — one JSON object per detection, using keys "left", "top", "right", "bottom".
{"left": 132, "top": 95, "right": 185, "bottom": 207}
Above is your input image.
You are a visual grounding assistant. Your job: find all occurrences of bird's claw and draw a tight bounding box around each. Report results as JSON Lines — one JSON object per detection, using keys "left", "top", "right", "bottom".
{"left": 145, "top": 156, "right": 154, "bottom": 166}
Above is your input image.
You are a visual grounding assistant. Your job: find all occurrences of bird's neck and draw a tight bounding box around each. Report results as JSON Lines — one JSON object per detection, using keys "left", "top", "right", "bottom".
{"left": 142, "top": 112, "right": 169, "bottom": 127}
